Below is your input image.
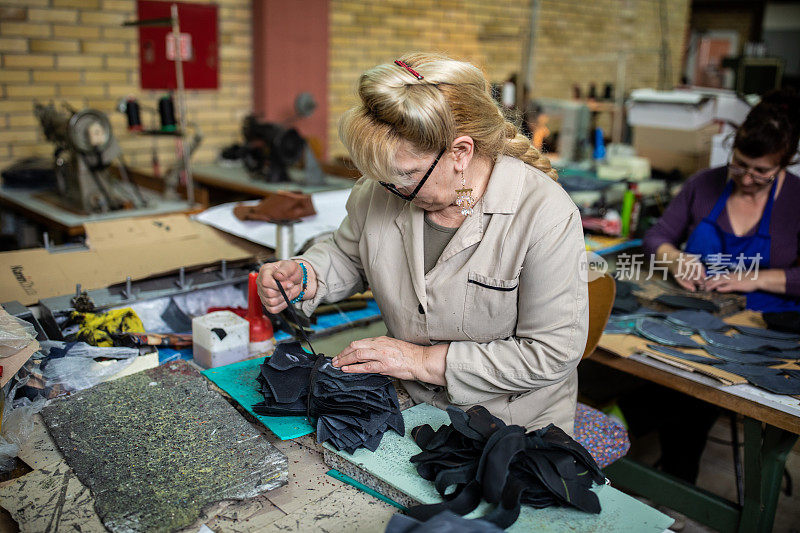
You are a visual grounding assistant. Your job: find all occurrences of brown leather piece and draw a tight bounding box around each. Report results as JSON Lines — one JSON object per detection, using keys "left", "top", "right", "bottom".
{"left": 234, "top": 191, "right": 316, "bottom": 222}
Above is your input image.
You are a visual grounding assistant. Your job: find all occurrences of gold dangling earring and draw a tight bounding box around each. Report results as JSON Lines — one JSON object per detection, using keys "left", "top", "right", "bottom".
{"left": 454, "top": 168, "right": 476, "bottom": 216}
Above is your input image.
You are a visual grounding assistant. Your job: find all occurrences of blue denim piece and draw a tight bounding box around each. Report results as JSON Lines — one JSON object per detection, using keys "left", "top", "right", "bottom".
{"left": 635, "top": 319, "right": 702, "bottom": 349}
{"left": 665, "top": 310, "right": 730, "bottom": 332}
{"left": 654, "top": 294, "right": 720, "bottom": 312}
{"left": 645, "top": 344, "right": 721, "bottom": 365}
{"left": 713, "top": 363, "right": 800, "bottom": 395}
{"left": 733, "top": 324, "right": 800, "bottom": 342}
{"left": 702, "top": 345, "right": 788, "bottom": 366}
{"left": 604, "top": 320, "right": 636, "bottom": 334}
{"left": 699, "top": 330, "right": 800, "bottom": 352}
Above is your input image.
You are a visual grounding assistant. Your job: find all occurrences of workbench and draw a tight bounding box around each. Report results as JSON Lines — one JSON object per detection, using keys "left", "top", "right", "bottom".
{"left": 589, "top": 345, "right": 800, "bottom": 533}
{"left": 1, "top": 321, "right": 670, "bottom": 532}
{"left": 0, "top": 186, "right": 197, "bottom": 239}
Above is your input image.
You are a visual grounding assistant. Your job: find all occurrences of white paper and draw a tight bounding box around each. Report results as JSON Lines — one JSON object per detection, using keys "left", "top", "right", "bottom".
{"left": 192, "top": 189, "right": 352, "bottom": 253}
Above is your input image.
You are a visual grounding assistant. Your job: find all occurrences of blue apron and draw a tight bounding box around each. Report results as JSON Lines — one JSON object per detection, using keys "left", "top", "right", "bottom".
{"left": 684, "top": 178, "right": 800, "bottom": 312}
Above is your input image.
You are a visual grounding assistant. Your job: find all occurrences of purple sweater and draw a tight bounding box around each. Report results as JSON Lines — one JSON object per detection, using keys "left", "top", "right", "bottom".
{"left": 643, "top": 166, "right": 800, "bottom": 298}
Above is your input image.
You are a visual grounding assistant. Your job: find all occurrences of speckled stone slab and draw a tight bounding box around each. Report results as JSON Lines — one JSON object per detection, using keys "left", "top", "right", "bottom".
{"left": 324, "top": 403, "right": 673, "bottom": 533}
{"left": 41, "top": 360, "right": 288, "bottom": 533}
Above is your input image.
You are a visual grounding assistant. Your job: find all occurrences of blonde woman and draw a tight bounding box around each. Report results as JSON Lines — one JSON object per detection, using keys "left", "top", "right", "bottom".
{"left": 257, "top": 53, "right": 588, "bottom": 434}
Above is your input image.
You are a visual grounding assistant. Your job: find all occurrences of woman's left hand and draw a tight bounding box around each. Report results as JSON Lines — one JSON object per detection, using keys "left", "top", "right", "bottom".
{"left": 704, "top": 273, "right": 761, "bottom": 293}
{"left": 332, "top": 336, "right": 447, "bottom": 385}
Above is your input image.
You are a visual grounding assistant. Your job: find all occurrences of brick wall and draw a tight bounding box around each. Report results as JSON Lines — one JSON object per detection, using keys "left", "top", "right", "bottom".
{"left": 0, "top": 0, "right": 691, "bottom": 173}
{"left": 327, "top": 0, "right": 691, "bottom": 158}
{"left": 0, "top": 0, "right": 251, "bottom": 171}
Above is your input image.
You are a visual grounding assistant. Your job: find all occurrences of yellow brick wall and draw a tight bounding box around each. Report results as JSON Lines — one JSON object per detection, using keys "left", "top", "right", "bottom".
{"left": 0, "top": 1, "right": 691, "bottom": 172}
{"left": 327, "top": 0, "right": 691, "bottom": 158}
{"left": 0, "top": 0, "right": 251, "bottom": 171}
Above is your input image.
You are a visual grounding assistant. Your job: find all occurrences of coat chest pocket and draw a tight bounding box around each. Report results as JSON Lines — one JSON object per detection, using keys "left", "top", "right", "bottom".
{"left": 463, "top": 271, "right": 519, "bottom": 341}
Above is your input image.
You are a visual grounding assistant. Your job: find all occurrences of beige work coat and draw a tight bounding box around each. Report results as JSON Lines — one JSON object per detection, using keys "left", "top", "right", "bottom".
{"left": 297, "top": 155, "right": 589, "bottom": 434}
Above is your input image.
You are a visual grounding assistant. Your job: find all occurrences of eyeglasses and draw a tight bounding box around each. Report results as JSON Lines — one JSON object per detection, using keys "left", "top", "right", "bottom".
{"left": 379, "top": 148, "right": 446, "bottom": 201}
{"left": 728, "top": 159, "right": 781, "bottom": 185}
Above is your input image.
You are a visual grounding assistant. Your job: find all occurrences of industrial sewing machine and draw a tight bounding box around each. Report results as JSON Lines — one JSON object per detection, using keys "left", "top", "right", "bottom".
{"left": 33, "top": 102, "right": 148, "bottom": 214}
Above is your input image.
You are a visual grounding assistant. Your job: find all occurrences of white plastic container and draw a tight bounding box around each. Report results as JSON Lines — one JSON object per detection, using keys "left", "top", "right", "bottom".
{"left": 192, "top": 311, "right": 249, "bottom": 369}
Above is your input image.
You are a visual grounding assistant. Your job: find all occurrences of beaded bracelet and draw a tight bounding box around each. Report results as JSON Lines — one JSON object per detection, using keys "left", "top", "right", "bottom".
{"left": 289, "top": 261, "right": 308, "bottom": 304}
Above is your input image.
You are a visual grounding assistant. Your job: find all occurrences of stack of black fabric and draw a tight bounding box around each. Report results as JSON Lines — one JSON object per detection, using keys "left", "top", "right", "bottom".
{"left": 406, "top": 406, "right": 605, "bottom": 528}
{"left": 253, "top": 341, "right": 404, "bottom": 453}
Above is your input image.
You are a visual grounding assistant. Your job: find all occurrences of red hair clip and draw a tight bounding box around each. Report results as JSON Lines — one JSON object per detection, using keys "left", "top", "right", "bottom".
{"left": 394, "top": 60, "right": 423, "bottom": 80}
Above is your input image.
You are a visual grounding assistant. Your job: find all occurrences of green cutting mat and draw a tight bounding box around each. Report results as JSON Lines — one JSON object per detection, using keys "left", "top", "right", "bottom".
{"left": 202, "top": 356, "right": 315, "bottom": 440}
{"left": 324, "top": 403, "right": 674, "bottom": 532}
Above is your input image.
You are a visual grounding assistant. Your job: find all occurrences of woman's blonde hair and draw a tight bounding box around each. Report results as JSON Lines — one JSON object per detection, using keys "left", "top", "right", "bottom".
{"left": 339, "top": 52, "right": 557, "bottom": 186}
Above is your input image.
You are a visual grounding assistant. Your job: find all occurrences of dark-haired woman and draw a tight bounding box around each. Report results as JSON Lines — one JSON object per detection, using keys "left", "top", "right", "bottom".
{"left": 610, "top": 90, "right": 800, "bottom": 486}
{"left": 645, "top": 89, "right": 800, "bottom": 311}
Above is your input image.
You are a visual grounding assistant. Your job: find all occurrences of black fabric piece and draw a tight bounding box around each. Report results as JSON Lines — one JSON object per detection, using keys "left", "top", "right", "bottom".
{"left": 654, "top": 294, "right": 720, "bottom": 312}
{"left": 713, "top": 363, "right": 800, "bottom": 395}
{"left": 733, "top": 324, "right": 800, "bottom": 342}
{"left": 252, "top": 282, "right": 403, "bottom": 453}
{"left": 702, "top": 345, "right": 787, "bottom": 366}
{"left": 253, "top": 341, "right": 404, "bottom": 453}
{"left": 762, "top": 312, "right": 800, "bottom": 334}
{"left": 635, "top": 318, "right": 701, "bottom": 348}
{"left": 645, "top": 344, "right": 721, "bottom": 365}
{"left": 665, "top": 310, "right": 730, "bottom": 332}
{"left": 384, "top": 510, "right": 504, "bottom": 533}
{"left": 699, "top": 330, "right": 800, "bottom": 352}
{"left": 406, "top": 406, "right": 604, "bottom": 528}
{"left": 160, "top": 298, "right": 192, "bottom": 333}
{"left": 611, "top": 280, "right": 640, "bottom": 314}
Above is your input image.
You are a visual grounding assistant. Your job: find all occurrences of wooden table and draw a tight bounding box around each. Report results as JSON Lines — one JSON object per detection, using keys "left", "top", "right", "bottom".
{"left": 589, "top": 347, "right": 800, "bottom": 533}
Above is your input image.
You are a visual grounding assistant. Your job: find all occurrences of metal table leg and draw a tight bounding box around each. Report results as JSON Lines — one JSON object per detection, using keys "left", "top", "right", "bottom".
{"left": 738, "top": 418, "right": 797, "bottom": 533}
{"left": 604, "top": 417, "right": 797, "bottom": 533}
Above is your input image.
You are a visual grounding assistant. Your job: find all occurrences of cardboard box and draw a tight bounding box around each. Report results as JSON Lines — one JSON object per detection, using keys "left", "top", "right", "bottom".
{"left": 0, "top": 214, "right": 266, "bottom": 306}
{"left": 633, "top": 124, "right": 719, "bottom": 175}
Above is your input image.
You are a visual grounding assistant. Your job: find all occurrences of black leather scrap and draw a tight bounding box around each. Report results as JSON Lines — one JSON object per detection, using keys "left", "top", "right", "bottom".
{"left": 252, "top": 280, "right": 403, "bottom": 453}
{"left": 406, "top": 406, "right": 605, "bottom": 529}
{"left": 253, "top": 341, "right": 404, "bottom": 453}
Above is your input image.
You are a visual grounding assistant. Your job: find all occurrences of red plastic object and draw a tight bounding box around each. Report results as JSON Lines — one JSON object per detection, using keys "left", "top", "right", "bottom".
{"left": 206, "top": 306, "right": 246, "bottom": 318}
{"left": 247, "top": 272, "right": 273, "bottom": 342}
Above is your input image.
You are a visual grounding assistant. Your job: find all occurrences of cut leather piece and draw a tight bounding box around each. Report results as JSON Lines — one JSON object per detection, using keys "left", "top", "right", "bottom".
{"left": 252, "top": 340, "right": 404, "bottom": 454}
{"left": 385, "top": 510, "right": 504, "bottom": 533}
{"left": 665, "top": 310, "right": 730, "bottom": 332}
{"left": 406, "top": 406, "right": 604, "bottom": 528}
{"left": 645, "top": 344, "right": 721, "bottom": 365}
{"left": 713, "top": 363, "right": 800, "bottom": 395}
{"left": 733, "top": 324, "right": 800, "bottom": 342}
{"left": 702, "top": 345, "right": 786, "bottom": 366}
{"left": 634, "top": 318, "right": 701, "bottom": 349}
{"left": 699, "top": 330, "right": 800, "bottom": 352}
{"left": 654, "top": 295, "right": 720, "bottom": 312}
{"left": 233, "top": 190, "right": 316, "bottom": 222}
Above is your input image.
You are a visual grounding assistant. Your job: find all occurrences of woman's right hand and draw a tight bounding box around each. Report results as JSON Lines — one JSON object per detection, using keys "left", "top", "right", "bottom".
{"left": 256, "top": 260, "right": 318, "bottom": 313}
{"left": 670, "top": 256, "right": 706, "bottom": 292}
{"left": 656, "top": 243, "right": 706, "bottom": 292}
